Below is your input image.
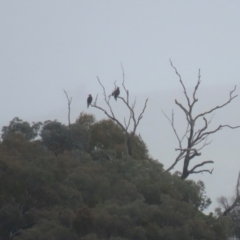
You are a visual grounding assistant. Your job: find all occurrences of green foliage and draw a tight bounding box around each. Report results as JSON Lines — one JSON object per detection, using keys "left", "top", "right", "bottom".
{"left": 186, "top": 180, "right": 212, "bottom": 211}
{"left": 89, "top": 119, "right": 149, "bottom": 159}
{"left": 40, "top": 117, "right": 90, "bottom": 155}
{"left": 0, "top": 115, "right": 229, "bottom": 239}
{"left": 215, "top": 199, "right": 240, "bottom": 238}
{"left": 89, "top": 119, "right": 125, "bottom": 155}
{"left": 75, "top": 113, "right": 96, "bottom": 130}
{"left": 2, "top": 117, "right": 41, "bottom": 141}
{"left": 72, "top": 205, "right": 95, "bottom": 236}
{"left": 40, "top": 120, "right": 69, "bottom": 155}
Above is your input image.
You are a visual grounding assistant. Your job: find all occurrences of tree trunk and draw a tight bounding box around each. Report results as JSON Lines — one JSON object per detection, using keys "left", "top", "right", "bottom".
{"left": 126, "top": 133, "right": 133, "bottom": 156}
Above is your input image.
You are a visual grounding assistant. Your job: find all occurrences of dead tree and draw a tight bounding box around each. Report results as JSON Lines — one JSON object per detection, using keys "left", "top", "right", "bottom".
{"left": 164, "top": 60, "right": 240, "bottom": 180}
{"left": 92, "top": 67, "right": 148, "bottom": 157}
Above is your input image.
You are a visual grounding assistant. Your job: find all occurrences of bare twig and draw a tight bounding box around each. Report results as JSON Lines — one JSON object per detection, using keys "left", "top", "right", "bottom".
{"left": 194, "top": 86, "right": 238, "bottom": 121}
{"left": 162, "top": 110, "right": 182, "bottom": 149}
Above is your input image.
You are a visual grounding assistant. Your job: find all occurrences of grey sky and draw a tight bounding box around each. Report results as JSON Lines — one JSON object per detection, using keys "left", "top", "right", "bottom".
{"left": 1, "top": 1, "right": 240, "bottom": 212}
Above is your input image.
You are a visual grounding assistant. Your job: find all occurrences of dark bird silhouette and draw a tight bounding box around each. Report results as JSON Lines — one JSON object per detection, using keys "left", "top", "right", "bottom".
{"left": 87, "top": 94, "right": 92, "bottom": 108}
{"left": 112, "top": 87, "right": 120, "bottom": 101}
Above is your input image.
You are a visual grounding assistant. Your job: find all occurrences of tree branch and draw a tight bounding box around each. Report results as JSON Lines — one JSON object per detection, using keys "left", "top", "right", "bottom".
{"left": 162, "top": 110, "right": 182, "bottom": 149}
{"left": 199, "top": 124, "right": 240, "bottom": 139}
{"left": 194, "top": 86, "right": 238, "bottom": 121}
{"left": 170, "top": 59, "right": 191, "bottom": 108}
{"left": 189, "top": 160, "right": 214, "bottom": 174}
{"left": 190, "top": 168, "right": 214, "bottom": 174}
{"left": 165, "top": 151, "right": 185, "bottom": 172}
{"left": 93, "top": 86, "right": 126, "bottom": 133}
{"left": 63, "top": 90, "right": 72, "bottom": 126}
{"left": 121, "top": 63, "right": 129, "bottom": 104}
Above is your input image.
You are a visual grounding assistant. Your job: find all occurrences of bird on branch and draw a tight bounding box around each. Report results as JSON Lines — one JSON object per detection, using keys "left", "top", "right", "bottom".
{"left": 112, "top": 87, "right": 120, "bottom": 101}
{"left": 87, "top": 94, "right": 92, "bottom": 108}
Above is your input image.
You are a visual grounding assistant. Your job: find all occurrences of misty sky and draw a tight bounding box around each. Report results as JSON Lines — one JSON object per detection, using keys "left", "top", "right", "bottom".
{"left": 1, "top": 1, "right": 240, "bottom": 212}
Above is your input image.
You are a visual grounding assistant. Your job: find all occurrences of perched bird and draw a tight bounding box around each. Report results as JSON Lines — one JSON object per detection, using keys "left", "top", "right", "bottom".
{"left": 87, "top": 94, "right": 92, "bottom": 108}
{"left": 112, "top": 87, "right": 120, "bottom": 101}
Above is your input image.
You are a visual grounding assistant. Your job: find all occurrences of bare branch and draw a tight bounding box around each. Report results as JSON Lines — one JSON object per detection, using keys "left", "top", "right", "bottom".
{"left": 170, "top": 59, "right": 191, "bottom": 108}
{"left": 97, "top": 77, "right": 111, "bottom": 103}
{"left": 189, "top": 160, "right": 214, "bottom": 174}
{"left": 132, "top": 97, "right": 136, "bottom": 110}
{"left": 199, "top": 124, "right": 240, "bottom": 139}
{"left": 174, "top": 99, "right": 190, "bottom": 121}
{"left": 192, "top": 117, "right": 208, "bottom": 145}
{"left": 96, "top": 76, "right": 116, "bottom": 118}
{"left": 119, "top": 96, "right": 148, "bottom": 135}
{"left": 134, "top": 98, "right": 149, "bottom": 133}
{"left": 190, "top": 169, "right": 214, "bottom": 174}
{"left": 162, "top": 110, "right": 182, "bottom": 148}
{"left": 124, "top": 114, "right": 132, "bottom": 131}
{"left": 196, "top": 138, "right": 212, "bottom": 152}
{"left": 165, "top": 151, "right": 185, "bottom": 172}
{"left": 194, "top": 114, "right": 215, "bottom": 140}
{"left": 181, "top": 122, "right": 190, "bottom": 143}
{"left": 192, "top": 69, "right": 201, "bottom": 101}
{"left": 175, "top": 148, "right": 198, "bottom": 152}
{"left": 93, "top": 78, "right": 127, "bottom": 132}
{"left": 114, "top": 80, "right": 117, "bottom": 89}
{"left": 93, "top": 93, "right": 98, "bottom": 106}
{"left": 175, "top": 148, "right": 201, "bottom": 161}
{"left": 194, "top": 86, "right": 238, "bottom": 121}
{"left": 121, "top": 64, "right": 129, "bottom": 103}
{"left": 63, "top": 90, "right": 72, "bottom": 126}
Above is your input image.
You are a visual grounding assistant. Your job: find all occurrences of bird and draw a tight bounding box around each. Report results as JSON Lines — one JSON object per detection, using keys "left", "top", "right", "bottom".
{"left": 87, "top": 94, "right": 92, "bottom": 108}
{"left": 112, "top": 87, "right": 120, "bottom": 101}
